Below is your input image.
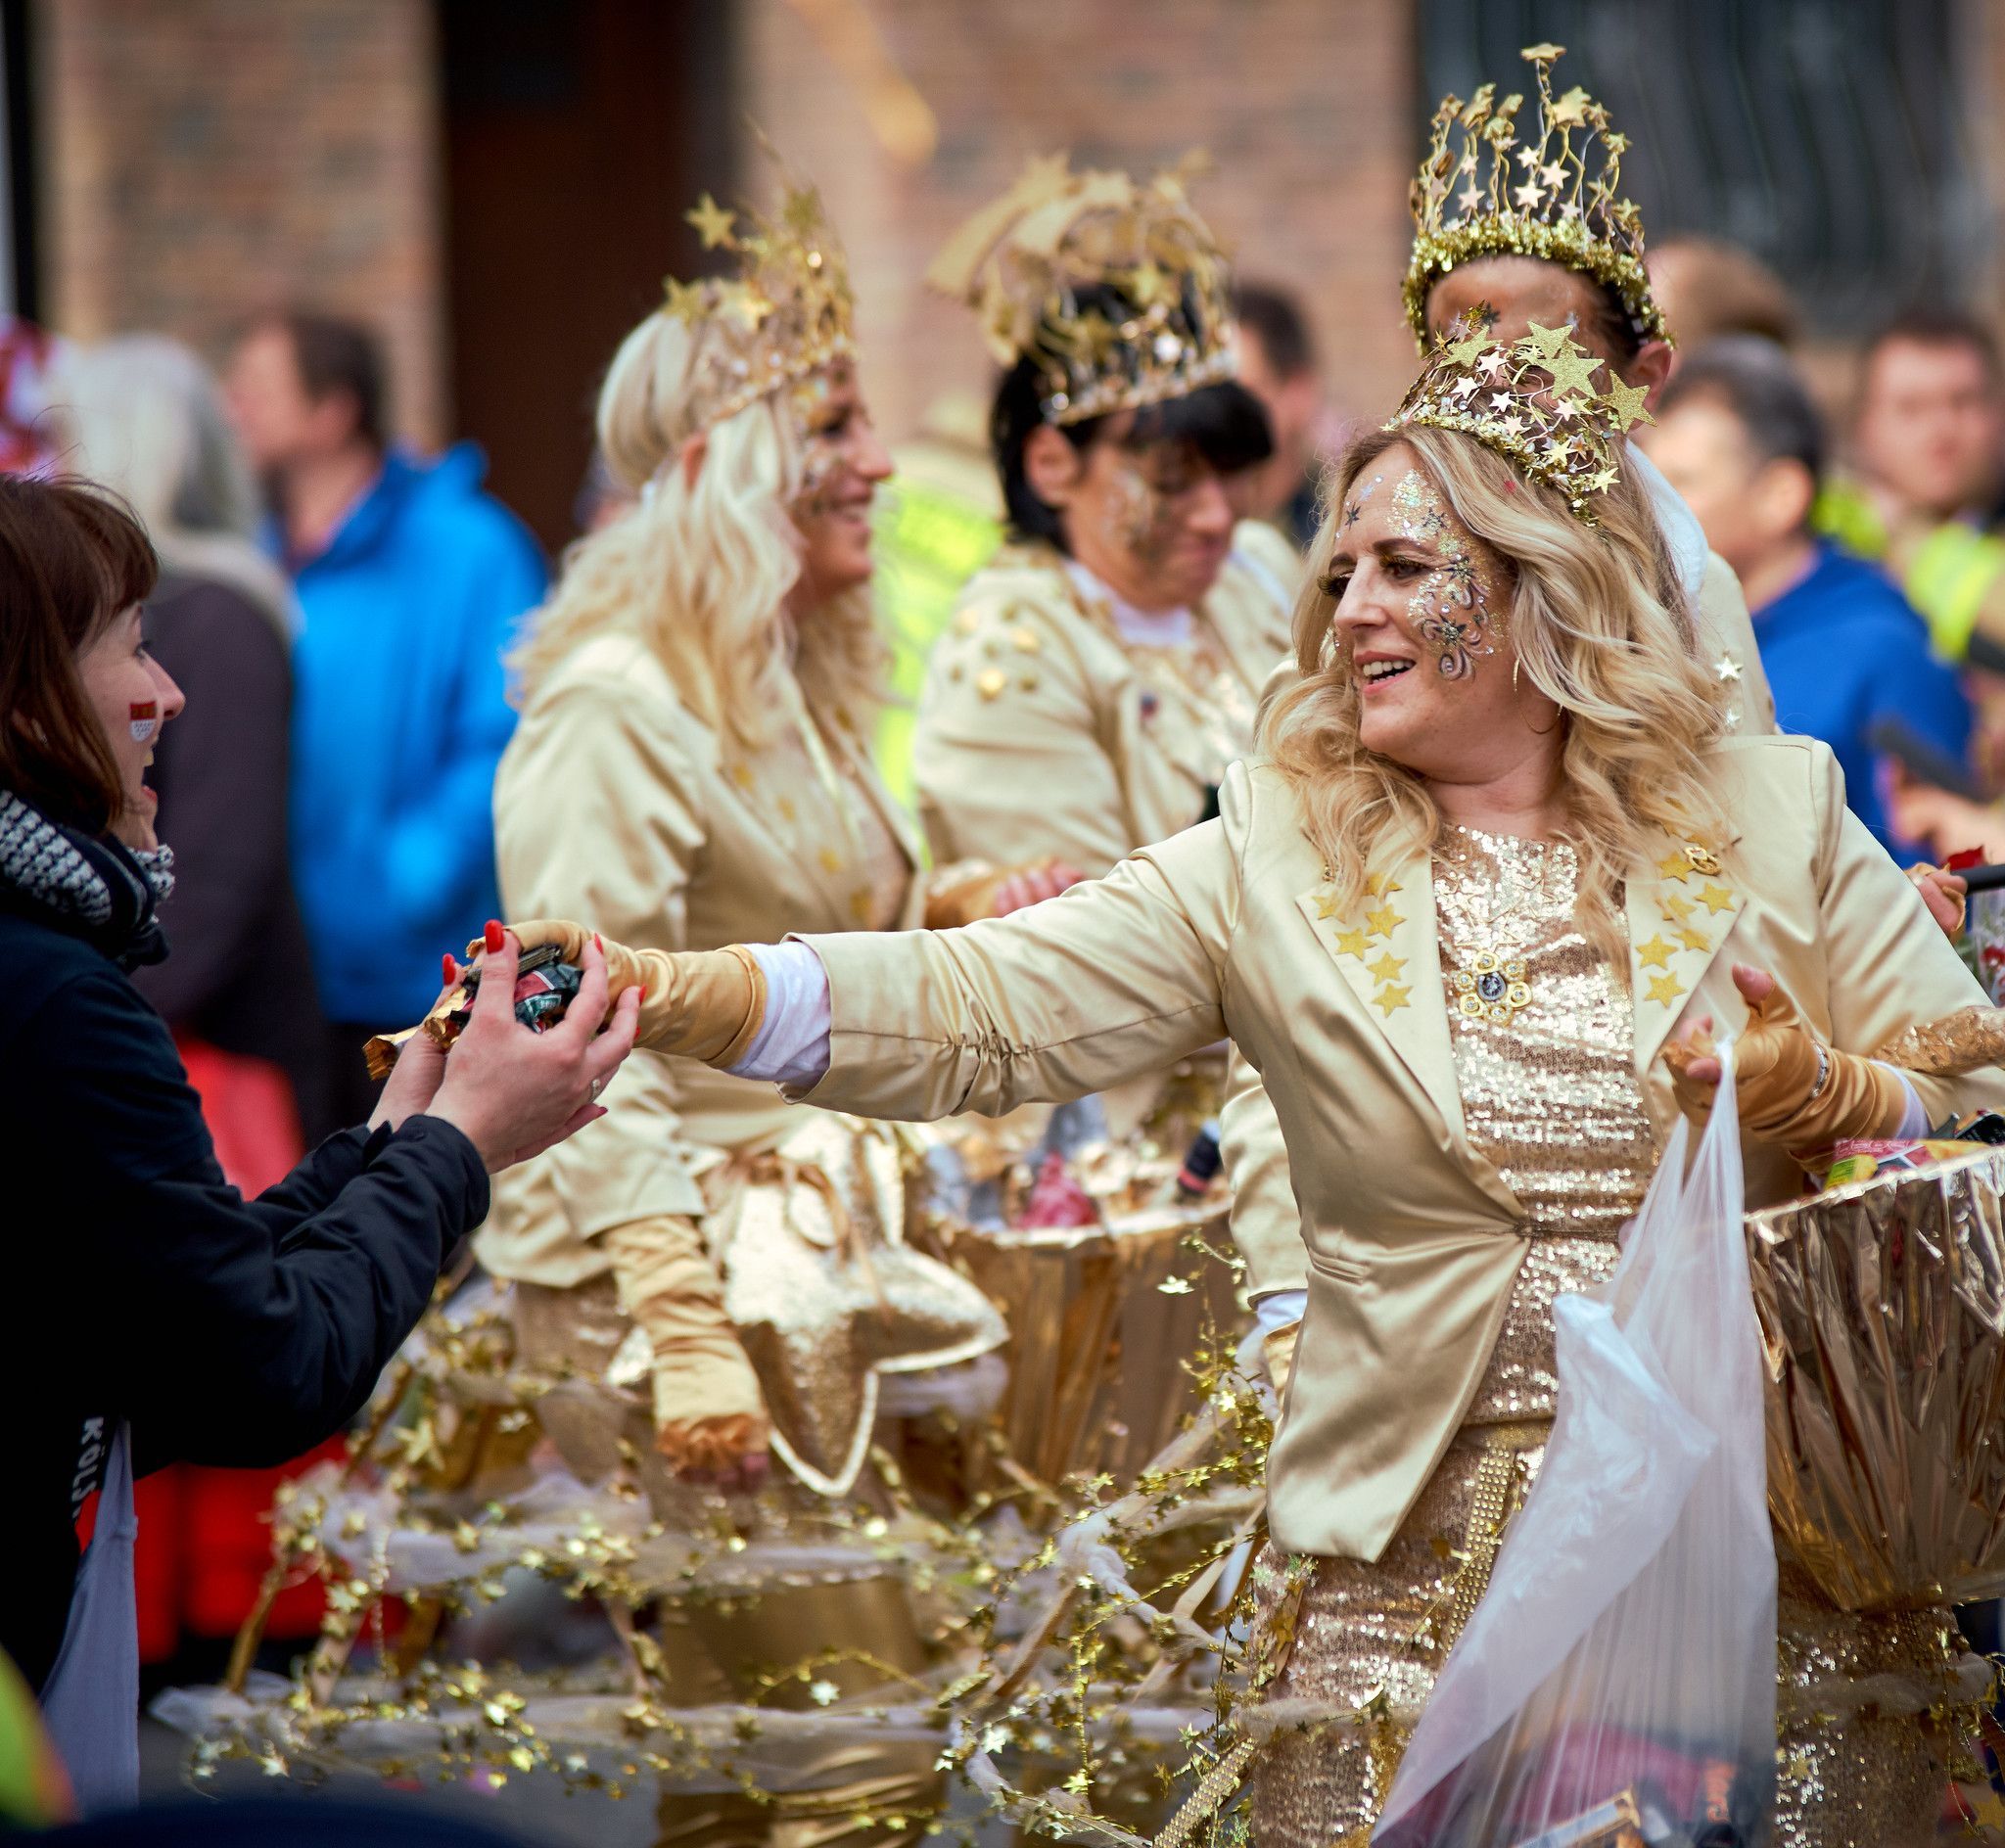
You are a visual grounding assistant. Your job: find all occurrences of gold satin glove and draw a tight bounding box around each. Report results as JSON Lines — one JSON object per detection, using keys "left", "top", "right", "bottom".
{"left": 600, "top": 1215, "right": 769, "bottom": 1473}
{"left": 1261, "top": 1322, "right": 1299, "bottom": 1400}
{"left": 1661, "top": 980, "right": 1908, "bottom": 1153}
{"left": 493, "top": 919, "right": 767, "bottom": 1066}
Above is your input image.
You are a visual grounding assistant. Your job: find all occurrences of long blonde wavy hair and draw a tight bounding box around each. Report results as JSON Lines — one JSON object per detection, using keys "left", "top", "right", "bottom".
{"left": 1263, "top": 423, "right": 1732, "bottom": 963}
{"left": 508, "top": 312, "right": 886, "bottom": 748}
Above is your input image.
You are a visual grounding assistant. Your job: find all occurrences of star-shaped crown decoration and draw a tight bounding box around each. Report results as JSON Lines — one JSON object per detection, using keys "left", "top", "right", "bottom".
{"left": 660, "top": 172, "right": 856, "bottom": 433}
{"left": 1386, "top": 314, "right": 1653, "bottom": 525}
{"left": 1404, "top": 43, "right": 1666, "bottom": 352}
{"left": 927, "top": 151, "right": 1237, "bottom": 427}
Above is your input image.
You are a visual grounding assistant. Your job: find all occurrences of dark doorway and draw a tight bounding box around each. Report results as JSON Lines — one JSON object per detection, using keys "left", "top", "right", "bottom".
{"left": 438, "top": 0, "right": 733, "bottom": 552}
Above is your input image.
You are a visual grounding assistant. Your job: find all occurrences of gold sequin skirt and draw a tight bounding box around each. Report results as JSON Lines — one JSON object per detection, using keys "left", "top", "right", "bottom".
{"left": 1246, "top": 1421, "right": 1987, "bottom": 1848}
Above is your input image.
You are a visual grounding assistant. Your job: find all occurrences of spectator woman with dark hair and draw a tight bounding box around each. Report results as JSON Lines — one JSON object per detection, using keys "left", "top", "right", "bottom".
{"left": 0, "top": 476, "right": 635, "bottom": 1811}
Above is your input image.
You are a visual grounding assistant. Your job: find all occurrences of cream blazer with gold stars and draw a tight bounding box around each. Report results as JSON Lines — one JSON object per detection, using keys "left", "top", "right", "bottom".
{"left": 793, "top": 736, "right": 2003, "bottom": 1559}
{"left": 477, "top": 630, "right": 923, "bottom": 1291}
{"left": 910, "top": 530, "right": 1294, "bottom": 876}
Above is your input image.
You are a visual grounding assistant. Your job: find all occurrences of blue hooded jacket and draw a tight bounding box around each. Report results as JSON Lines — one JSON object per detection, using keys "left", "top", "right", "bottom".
{"left": 286, "top": 445, "right": 546, "bottom": 1023}
{"left": 1754, "top": 541, "right": 1972, "bottom": 852}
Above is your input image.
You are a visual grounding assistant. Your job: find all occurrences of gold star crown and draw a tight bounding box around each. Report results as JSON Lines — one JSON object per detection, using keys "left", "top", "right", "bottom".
{"left": 1386, "top": 315, "right": 1653, "bottom": 525}
{"left": 927, "top": 152, "right": 1236, "bottom": 427}
{"left": 661, "top": 177, "right": 857, "bottom": 432}
{"left": 1404, "top": 43, "right": 1666, "bottom": 351}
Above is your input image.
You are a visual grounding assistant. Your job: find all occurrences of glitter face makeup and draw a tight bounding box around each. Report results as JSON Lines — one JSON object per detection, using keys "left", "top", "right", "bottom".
{"left": 1340, "top": 472, "right": 1383, "bottom": 533}
{"left": 788, "top": 367, "right": 850, "bottom": 516}
{"left": 1390, "top": 468, "right": 1502, "bottom": 680}
{"left": 1103, "top": 445, "right": 1196, "bottom": 565}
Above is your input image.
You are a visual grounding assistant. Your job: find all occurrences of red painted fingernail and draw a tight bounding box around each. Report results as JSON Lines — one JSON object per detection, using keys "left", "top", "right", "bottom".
{"left": 443, "top": 952, "right": 456, "bottom": 985}
{"left": 594, "top": 932, "right": 603, "bottom": 952}
{"left": 485, "top": 920, "right": 505, "bottom": 954}
{"left": 637, "top": 984, "right": 648, "bottom": 1001}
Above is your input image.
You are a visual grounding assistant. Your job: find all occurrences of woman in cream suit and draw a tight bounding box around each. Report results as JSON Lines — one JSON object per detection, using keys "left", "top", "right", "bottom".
{"left": 479, "top": 179, "right": 1025, "bottom": 1511}
{"left": 508, "top": 324, "right": 2000, "bottom": 1844}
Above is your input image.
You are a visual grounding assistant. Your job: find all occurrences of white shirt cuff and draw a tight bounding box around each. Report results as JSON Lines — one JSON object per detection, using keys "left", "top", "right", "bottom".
{"left": 1253, "top": 1289, "right": 1306, "bottom": 1336}
{"left": 728, "top": 941, "right": 833, "bottom": 1088}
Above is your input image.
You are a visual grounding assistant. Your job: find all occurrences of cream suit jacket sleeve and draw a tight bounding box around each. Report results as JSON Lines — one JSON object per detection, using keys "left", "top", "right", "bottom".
{"left": 795, "top": 741, "right": 2005, "bottom": 1562}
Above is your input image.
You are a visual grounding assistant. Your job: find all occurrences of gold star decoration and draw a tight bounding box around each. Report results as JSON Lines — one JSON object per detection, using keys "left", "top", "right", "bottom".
{"left": 1520, "top": 320, "right": 1572, "bottom": 360}
{"left": 1636, "top": 935, "right": 1675, "bottom": 970}
{"left": 662, "top": 275, "right": 707, "bottom": 323}
{"left": 1333, "top": 926, "right": 1372, "bottom": 958}
{"left": 1544, "top": 342, "right": 1605, "bottom": 401}
{"left": 1697, "top": 881, "right": 1734, "bottom": 915}
{"left": 1659, "top": 891, "right": 1695, "bottom": 924}
{"left": 977, "top": 666, "right": 1006, "bottom": 701}
{"left": 1657, "top": 850, "right": 1693, "bottom": 882}
{"left": 1646, "top": 972, "right": 1686, "bottom": 1005}
{"left": 817, "top": 847, "right": 843, "bottom": 874}
{"left": 1674, "top": 925, "right": 1711, "bottom": 954}
{"left": 1548, "top": 83, "right": 1592, "bottom": 127}
{"left": 1713, "top": 654, "right": 1743, "bottom": 683}
{"left": 1605, "top": 374, "right": 1653, "bottom": 431}
{"left": 687, "top": 192, "right": 737, "bottom": 250}
{"left": 1313, "top": 891, "right": 1344, "bottom": 920}
{"left": 1368, "top": 950, "right": 1407, "bottom": 985}
{"left": 1365, "top": 904, "right": 1402, "bottom": 941}
{"left": 1375, "top": 983, "right": 1412, "bottom": 1017}
{"left": 1365, "top": 872, "right": 1404, "bottom": 898}
{"left": 1127, "top": 259, "right": 1175, "bottom": 309}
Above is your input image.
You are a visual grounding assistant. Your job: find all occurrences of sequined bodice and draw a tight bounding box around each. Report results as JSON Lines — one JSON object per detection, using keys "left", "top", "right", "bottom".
{"left": 1434, "top": 825, "right": 1659, "bottom": 1420}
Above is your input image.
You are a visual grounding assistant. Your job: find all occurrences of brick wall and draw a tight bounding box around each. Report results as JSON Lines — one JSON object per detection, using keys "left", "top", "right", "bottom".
{"left": 740, "top": 0, "right": 1421, "bottom": 447}
{"left": 37, "top": 0, "right": 446, "bottom": 445}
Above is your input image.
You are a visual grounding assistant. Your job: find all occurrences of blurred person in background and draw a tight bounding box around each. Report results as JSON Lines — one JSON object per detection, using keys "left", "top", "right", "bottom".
{"left": 1646, "top": 235, "right": 1800, "bottom": 376}
{"left": 1818, "top": 310, "right": 2005, "bottom": 670}
{"left": 871, "top": 391, "right": 1002, "bottom": 806}
{"left": 1232, "top": 280, "right": 1331, "bottom": 551}
{"left": 58, "top": 334, "right": 343, "bottom": 1677}
{"left": 1645, "top": 336, "right": 1971, "bottom": 851}
{"left": 223, "top": 310, "right": 546, "bottom": 1134}
{"left": 0, "top": 474, "right": 632, "bottom": 1808}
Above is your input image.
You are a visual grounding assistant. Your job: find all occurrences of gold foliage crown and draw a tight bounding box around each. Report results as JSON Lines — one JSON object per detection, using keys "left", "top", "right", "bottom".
{"left": 1404, "top": 43, "right": 1666, "bottom": 351}
{"left": 927, "top": 152, "right": 1236, "bottom": 427}
{"left": 1386, "top": 314, "right": 1653, "bottom": 525}
{"left": 661, "top": 176, "right": 857, "bottom": 432}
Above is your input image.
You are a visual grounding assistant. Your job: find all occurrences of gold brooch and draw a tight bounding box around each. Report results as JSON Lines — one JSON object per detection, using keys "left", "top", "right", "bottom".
{"left": 1455, "top": 951, "right": 1532, "bottom": 1026}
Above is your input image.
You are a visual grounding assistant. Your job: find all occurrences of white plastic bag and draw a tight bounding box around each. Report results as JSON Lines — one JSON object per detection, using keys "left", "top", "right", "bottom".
{"left": 1376, "top": 1049, "right": 1777, "bottom": 1847}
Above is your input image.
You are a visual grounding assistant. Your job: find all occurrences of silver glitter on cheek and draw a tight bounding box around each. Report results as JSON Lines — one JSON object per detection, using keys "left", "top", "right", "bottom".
{"left": 1340, "top": 472, "right": 1383, "bottom": 531}
{"left": 1389, "top": 468, "right": 1505, "bottom": 680}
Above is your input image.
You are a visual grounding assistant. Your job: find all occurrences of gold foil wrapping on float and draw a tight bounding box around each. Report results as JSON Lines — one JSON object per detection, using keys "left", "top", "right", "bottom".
{"left": 948, "top": 1197, "right": 1235, "bottom": 1490}
{"left": 713, "top": 1115, "right": 1007, "bottom": 1499}
{"left": 1747, "top": 1146, "right": 2005, "bottom": 1611}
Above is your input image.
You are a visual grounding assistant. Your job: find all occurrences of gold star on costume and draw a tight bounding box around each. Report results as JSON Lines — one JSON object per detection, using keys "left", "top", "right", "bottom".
{"left": 1403, "top": 44, "right": 1669, "bottom": 350}
{"left": 1604, "top": 374, "right": 1653, "bottom": 432}
{"left": 1660, "top": 892, "right": 1695, "bottom": 923}
{"left": 1714, "top": 654, "right": 1744, "bottom": 682}
{"left": 1375, "top": 983, "right": 1413, "bottom": 1017}
{"left": 1364, "top": 872, "right": 1404, "bottom": 897}
{"left": 1657, "top": 850, "right": 1694, "bottom": 882}
{"left": 1697, "top": 881, "right": 1734, "bottom": 915}
{"left": 658, "top": 163, "right": 858, "bottom": 434}
{"left": 1368, "top": 951, "right": 1407, "bottom": 985}
{"left": 925, "top": 150, "right": 1237, "bottom": 428}
{"left": 1636, "top": 935, "right": 1675, "bottom": 970}
{"left": 1385, "top": 314, "right": 1642, "bottom": 525}
{"left": 1365, "top": 904, "right": 1402, "bottom": 941}
{"left": 1333, "top": 926, "right": 1372, "bottom": 958}
{"left": 1646, "top": 972, "right": 1686, "bottom": 1006}
{"left": 1674, "top": 925, "right": 1711, "bottom": 953}
{"left": 686, "top": 192, "right": 736, "bottom": 249}
{"left": 977, "top": 667, "right": 1007, "bottom": 700}
{"left": 1313, "top": 891, "right": 1344, "bottom": 920}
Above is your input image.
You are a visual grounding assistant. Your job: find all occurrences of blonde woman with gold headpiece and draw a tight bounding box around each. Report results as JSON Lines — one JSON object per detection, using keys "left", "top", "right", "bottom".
{"left": 498, "top": 316, "right": 2005, "bottom": 1844}
{"left": 477, "top": 174, "right": 1017, "bottom": 1540}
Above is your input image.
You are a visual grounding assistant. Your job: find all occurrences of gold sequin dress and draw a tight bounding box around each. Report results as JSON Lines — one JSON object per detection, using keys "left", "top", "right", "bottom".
{"left": 1249, "top": 825, "right": 1980, "bottom": 1848}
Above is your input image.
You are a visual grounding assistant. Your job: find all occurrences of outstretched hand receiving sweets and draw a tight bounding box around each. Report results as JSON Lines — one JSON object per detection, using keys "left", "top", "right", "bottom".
{"left": 1660, "top": 962, "right": 1908, "bottom": 1154}
{"left": 1905, "top": 861, "right": 1969, "bottom": 940}
{"left": 922, "top": 857, "right": 1088, "bottom": 930}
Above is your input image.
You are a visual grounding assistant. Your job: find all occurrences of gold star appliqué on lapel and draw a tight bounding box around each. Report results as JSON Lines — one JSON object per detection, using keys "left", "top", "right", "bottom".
{"left": 1656, "top": 850, "right": 1693, "bottom": 883}
{"left": 1646, "top": 972, "right": 1686, "bottom": 1006}
{"left": 1368, "top": 950, "right": 1407, "bottom": 985}
{"left": 1333, "top": 926, "right": 1371, "bottom": 958}
{"left": 1374, "top": 983, "right": 1412, "bottom": 1017}
{"left": 1636, "top": 935, "right": 1675, "bottom": 970}
{"left": 1365, "top": 904, "right": 1401, "bottom": 941}
{"left": 1697, "top": 881, "right": 1734, "bottom": 916}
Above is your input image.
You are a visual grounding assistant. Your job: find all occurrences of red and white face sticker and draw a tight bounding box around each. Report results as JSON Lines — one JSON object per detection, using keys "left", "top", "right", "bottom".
{"left": 128, "top": 701, "right": 159, "bottom": 743}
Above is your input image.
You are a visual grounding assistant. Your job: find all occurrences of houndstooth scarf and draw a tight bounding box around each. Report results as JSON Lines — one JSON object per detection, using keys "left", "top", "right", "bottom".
{"left": 0, "top": 788, "right": 174, "bottom": 968}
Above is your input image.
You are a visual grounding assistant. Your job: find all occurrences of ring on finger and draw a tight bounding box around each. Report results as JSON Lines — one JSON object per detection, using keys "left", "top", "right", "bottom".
{"left": 588, "top": 1076, "right": 604, "bottom": 1103}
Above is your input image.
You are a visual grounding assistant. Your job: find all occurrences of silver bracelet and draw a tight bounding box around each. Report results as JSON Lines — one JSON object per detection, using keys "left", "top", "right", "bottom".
{"left": 1808, "top": 1040, "right": 1831, "bottom": 1101}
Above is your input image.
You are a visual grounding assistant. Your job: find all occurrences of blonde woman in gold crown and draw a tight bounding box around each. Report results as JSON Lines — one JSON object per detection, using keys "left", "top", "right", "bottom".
{"left": 494, "top": 321, "right": 2003, "bottom": 1847}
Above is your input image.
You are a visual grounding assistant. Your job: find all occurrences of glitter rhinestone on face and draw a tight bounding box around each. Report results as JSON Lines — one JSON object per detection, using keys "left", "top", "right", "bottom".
{"left": 1389, "top": 469, "right": 1505, "bottom": 679}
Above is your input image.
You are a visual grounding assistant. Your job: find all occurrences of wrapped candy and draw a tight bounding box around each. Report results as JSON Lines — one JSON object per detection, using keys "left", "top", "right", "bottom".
{"left": 362, "top": 947, "right": 583, "bottom": 1081}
